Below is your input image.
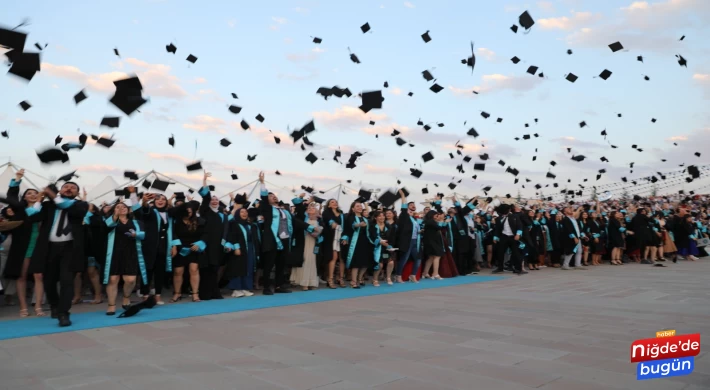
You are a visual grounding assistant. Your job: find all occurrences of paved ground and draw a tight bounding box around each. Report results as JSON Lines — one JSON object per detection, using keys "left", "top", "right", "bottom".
{"left": 0, "top": 261, "right": 709, "bottom": 390}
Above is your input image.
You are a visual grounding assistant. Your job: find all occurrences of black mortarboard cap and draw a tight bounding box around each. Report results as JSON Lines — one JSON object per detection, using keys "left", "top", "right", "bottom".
{"left": 18, "top": 101, "right": 31, "bottom": 111}
{"left": 37, "top": 147, "right": 69, "bottom": 164}
{"left": 142, "top": 179, "right": 152, "bottom": 189}
{"left": 479, "top": 153, "right": 489, "bottom": 160}
{"left": 80, "top": 134, "right": 88, "bottom": 144}
{"left": 124, "top": 171, "right": 139, "bottom": 181}
{"left": 96, "top": 137, "right": 115, "bottom": 148}
{"left": 228, "top": 105, "right": 242, "bottom": 114}
{"left": 527, "top": 66, "right": 538, "bottom": 75}
{"left": 360, "top": 90, "right": 384, "bottom": 112}
{"left": 688, "top": 165, "right": 700, "bottom": 178}
{"left": 695, "top": 152, "right": 701, "bottom": 157}
{"left": 255, "top": 114, "right": 265, "bottom": 122}
{"left": 423, "top": 124, "right": 431, "bottom": 131}
{"left": 422, "top": 70, "right": 434, "bottom": 81}
{"left": 523, "top": 134, "right": 530, "bottom": 140}
{"left": 422, "top": 151, "right": 434, "bottom": 162}
{"left": 463, "top": 156, "right": 472, "bottom": 162}
{"left": 497, "top": 118, "right": 503, "bottom": 123}
{"left": 571, "top": 155, "right": 586, "bottom": 162}
{"left": 186, "top": 54, "right": 197, "bottom": 63}
{"left": 312, "top": 37, "right": 322, "bottom": 44}
{"left": 498, "top": 160, "right": 506, "bottom": 166}
{"left": 546, "top": 172, "right": 556, "bottom": 179}
{"left": 8, "top": 52, "right": 41, "bottom": 81}
{"left": 305, "top": 152, "right": 318, "bottom": 164}
{"left": 480, "top": 111, "right": 490, "bottom": 119}
{"left": 168, "top": 134, "right": 175, "bottom": 147}
{"left": 151, "top": 178, "right": 170, "bottom": 191}
{"left": 186, "top": 161, "right": 202, "bottom": 171}
{"left": 410, "top": 168, "right": 423, "bottom": 178}
{"left": 421, "top": 30, "right": 431, "bottom": 43}
{"left": 511, "top": 24, "right": 519, "bottom": 33}
{"left": 422, "top": 187, "right": 429, "bottom": 194}
{"left": 474, "top": 163, "right": 485, "bottom": 171}
{"left": 550, "top": 160, "right": 557, "bottom": 166}
{"left": 54, "top": 135, "right": 62, "bottom": 145}
{"left": 651, "top": 118, "right": 657, "bottom": 123}
{"left": 101, "top": 117, "right": 120, "bottom": 128}
{"left": 378, "top": 190, "right": 398, "bottom": 207}
{"left": 511, "top": 56, "right": 520, "bottom": 64}
{"left": 565, "top": 73, "right": 578, "bottom": 83}
{"left": 240, "top": 119, "right": 250, "bottom": 130}
{"left": 448, "top": 182, "right": 457, "bottom": 190}
{"left": 361, "top": 23, "right": 371, "bottom": 33}
{"left": 73, "top": 90, "right": 87, "bottom": 105}
{"left": 608, "top": 41, "right": 623, "bottom": 52}
{"left": 395, "top": 137, "right": 407, "bottom": 146}
{"left": 219, "top": 138, "right": 232, "bottom": 147}
{"left": 358, "top": 189, "right": 372, "bottom": 200}
{"left": 430, "top": 84, "right": 443, "bottom": 93}
{"left": 166, "top": 43, "right": 177, "bottom": 53}
{"left": 599, "top": 69, "right": 612, "bottom": 80}
{"left": 519, "top": 11, "right": 535, "bottom": 30}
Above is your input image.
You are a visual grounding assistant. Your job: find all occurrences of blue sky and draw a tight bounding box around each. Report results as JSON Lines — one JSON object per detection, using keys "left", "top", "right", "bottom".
{"left": 2, "top": 0, "right": 709, "bottom": 203}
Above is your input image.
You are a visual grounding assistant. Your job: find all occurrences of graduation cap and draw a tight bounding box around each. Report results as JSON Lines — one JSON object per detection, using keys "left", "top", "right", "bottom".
{"left": 687, "top": 165, "right": 700, "bottom": 178}
{"left": 519, "top": 11, "right": 534, "bottom": 30}
{"left": 651, "top": 118, "right": 657, "bottom": 123}
{"left": 18, "top": 100, "right": 31, "bottom": 111}
{"left": 463, "top": 156, "right": 472, "bottom": 163}
{"left": 448, "top": 182, "right": 457, "bottom": 190}
{"left": 96, "top": 136, "right": 116, "bottom": 148}
{"left": 421, "top": 30, "right": 431, "bottom": 43}
{"left": 73, "top": 90, "right": 88, "bottom": 105}
{"left": 349, "top": 50, "right": 360, "bottom": 64}
{"left": 141, "top": 179, "right": 152, "bottom": 189}
{"left": 37, "top": 147, "right": 69, "bottom": 164}
{"left": 526, "top": 66, "right": 538, "bottom": 75}
{"left": 480, "top": 111, "right": 490, "bottom": 119}
{"left": 186, "top": 54, "right": 198, "bottom": 63}
{"left": 463, "top": 41, "right": 476, "bottom": 72}
{"left": 150, "top": 178, "right": 169, "bottom": 192}
{"left": 523, "top": 134, "right": 531, "bottom": 140}
{"left": 408, "top": 91, "right": 413, "bottom": 96}
{"left": 637, "top": 55, "right": 643, "bottom": 63}
{"left": 166, "top": 43, "right": 177, "bottom": 53}
{"left": 571, "top": 155, "right": 586, "bottom": 162}
{"left": 644, "top": 75, "right": 650, "bottom": 81}
{"left": 378, "top": 190, "right": 398, "bottom": 208}
{"left": 360, "top": 90, "right": 384, "bottom": 113}
{"left": 168, "top": 134, "right": 175, "bottom": 147}
{"left": 600, "top": 156, "right": 609, "bottom": 162}
{"left": 227, "top": 104, "right": 243, "bottom": 114}
{"left": 312, "top": 37, "right": 322, "bottom": 44}
{"left": 255, "top": 114, "right": 265, "bottom": 123}
{"left": 118, "top": 295, "right": 156, "bottom": 318}
{"left": 695, "top": 152, "right": 701, "bottom": 157}
{"left": 410, "top": 168, "right": 423, "bottom": 178}
{"left": 186, "top": 161, "right": 202, "bottom": 171}
{"left": 565, "top": 73, "right": 578, "bottom": 83}
{"left": 579, "top": 121, "right": 587, "bottom": 128}
{"left": 124, "top": 171, "right": 139, "bottom": 181}
{"left": 506, "top": 167, "right": 520, "bottom": 176}
{"left": 56, "top": 171, "right": 78, "bottom": 183}
{"left": 100, "top": 116, "right": 120, "bottom": 128}
{"left": 429, "top": 84, "right": 443, "bottom": 93}
{"left": 422, "top": 187, "right": 429, "bottom": 195}
{"left": 479, "top": 153, "right": 489, "bottom": 161}
{"left": 0, "top": 130, "right": 7, "bottom": 139}
{"left": 240, "top": 119, "right": 250, "bottom": 130}
{"left": 220, "top": 138, "right": 231, "bottom": 147}
{"left": 676, "top": 54, "right": 687, "bottom": 67}
{"left": 422, "top": 151, "right": 434, "bottom": 163}
{"left": 395, "top": 137, "right": 407, "bottom": 146}
{"left": 109, "top": 75, "right": 147, "bottom": 116}
{"left": 80, "top": 134, "right": 89, "bottom": 144}
{"left": 360, "top": 22, "right": 371, "bottom": 33}
{"left": 498, "top": 160, "right": 506, "bottom": 166}
{"left": 305, "top": 152, "right": 318, "bottom": 164}
{"left": 546, "top": 172, "right": 556, "bottom": 179}
{"left": 608, "top": 41, "right": 624, "bottom": 52}
{"left": 599, "top": 69, "right": 612, "bottom": 80}
{"left": 422, "top": 70, "right": 435, "bottom": 81}
{"left": 511, "top": 24, "right": 519, "bottom": 33}
{"left": 8, "top": 52, "right": 41, "bottom": 81}
{"left": 511, "top": 56, "right": 520, "bottom": 64}
{"left": 423, "top": 124, "right": 431, "bottom": 131}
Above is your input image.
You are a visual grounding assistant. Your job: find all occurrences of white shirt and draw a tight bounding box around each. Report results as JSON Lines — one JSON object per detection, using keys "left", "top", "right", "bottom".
{"left": 502, "top": 215, "right": 513, "bottom": 236}
{"left": 49, "top": 196, "right": 73, "bottom": 243}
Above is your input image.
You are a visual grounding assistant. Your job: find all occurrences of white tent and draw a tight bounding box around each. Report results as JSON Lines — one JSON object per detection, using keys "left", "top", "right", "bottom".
{"left": 0, "top": 162, "right": 50, "bottom": 201}
{"left": 85, "top": 176, "right": 120, "bottom": 205}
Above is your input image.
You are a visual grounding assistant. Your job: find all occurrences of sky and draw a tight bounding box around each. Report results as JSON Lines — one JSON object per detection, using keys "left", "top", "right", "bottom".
{"left": 2, "top": 0, "right": 710, "bottom": 204}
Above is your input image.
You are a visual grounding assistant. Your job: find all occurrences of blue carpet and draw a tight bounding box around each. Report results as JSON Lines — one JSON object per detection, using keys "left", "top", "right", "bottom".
{"left": 0, "top": 275, "right": 504, "bottom": 341}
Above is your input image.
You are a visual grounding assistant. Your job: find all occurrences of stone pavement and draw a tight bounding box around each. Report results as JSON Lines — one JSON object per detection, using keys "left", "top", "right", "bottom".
{"left": 0, "top": 261, "right": 709, "bottom": 390}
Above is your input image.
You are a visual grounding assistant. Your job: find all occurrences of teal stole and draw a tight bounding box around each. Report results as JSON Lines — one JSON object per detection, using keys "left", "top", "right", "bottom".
{"left": 151, "top": 209, "right": 176, "bottom": 272}
{"left": 103, "top": 219, "right": 147, "bottom": 285}
{"left": 346, "top": 216, "right": 367, "bottom": 268}
{"left": 270, "top": 207, "right": 293, "bottom": 251}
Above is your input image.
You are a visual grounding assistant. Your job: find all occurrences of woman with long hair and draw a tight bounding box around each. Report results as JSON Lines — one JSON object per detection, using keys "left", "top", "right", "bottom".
{"left": 103, "top": 201, "right": 147, "bottom": 315}
{"left": 341, "top": 201, "right": 372, "bottom": 288}
{"left": 607, "top": 211, "right": 625, "bottom": 265}
{"left": 3, "top": 169, "right": 45, "bottom": 317}
{"left": 134, "top": 192, "right": 173, "bottom": 305}
{"left": 170, "top": 202, "right": 206, "bottom": 302}
{"left": 368, "top": 210, "right": 394, "bottom": 286}
{"left": 579, "top": 211, "right": 590, "bottom": 266}
{"left": 321, "top": 199, "right": 345, "bottom": 288}
{"left": 383, "top": 209, "right": 398, "bottom": 285}
{"left": 420, "top": 210, "right": 448, "bottom": 280}
{"left": 587, "top": 210, "right": 603, "bottom": 266}
{"left": 224, "top": 207, "right": 256, "bottom": 297}
{"left": 528, "top": 210, "right": 545, "bottom": 270}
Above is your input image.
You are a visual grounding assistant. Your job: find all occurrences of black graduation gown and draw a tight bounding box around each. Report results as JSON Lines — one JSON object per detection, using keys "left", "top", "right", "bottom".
{"left": 321, "top": 208, "right": 344, "bottom": 256}
{"left": 134, "top": 205, "right": 166, "bottom": 270}
{"left": 224, "top": 218, "right": 248, "bottom": 279}
{"left": 368, "top": 222, "right": 395, "bottom": 263}
{"left": 608, "top": 218, "right": 625, "bottom": 248}
{"left": 587, "top": 220, "right": 602, "bottom": 253}
{"left": 397, "top": 207, "right": 418, "bottom": 254}
{"left": 631, "top": 213, "right": 652, "bottom": 247}
{"left": 258, "top": 193, "right": 311, "bottom": 254}
{"left": 29, "top": 197, "right": 89, "bottom": 274}
{"left": 172, "top": 218, "right": 208, "bottom": 268}
{"left": 286, "top": 199, "right": 316, "bottom": 267}
{"left": 85, "top": 212, "right": 108, "bottom": 267}
{"left": 451, "top": 202, "right": 474, "bottom": 254}
{"left": 2, "top": 182, "right": 33, "bottom": 279}
{"left": 198, "top": 188, "right": 229, "bottom": 267}
{"left": 546, "top": 218, "right": 561, "bottom": 252}
{"left": 560, "top": 217, "right": 580, "bottom": 256}
{"left": 422, "top": 219, "right": 446, "bottom": 258}
{"left": 342, "top": 213, "right": 373, "bottom": 269}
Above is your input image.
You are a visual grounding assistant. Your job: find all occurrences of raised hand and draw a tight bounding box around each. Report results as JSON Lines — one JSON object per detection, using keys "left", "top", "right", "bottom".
{"left": 15, "top": 168, "right": 25, "bottom": 180}
{"left": 259, "top": 171, "right": 265, "bottom": 183}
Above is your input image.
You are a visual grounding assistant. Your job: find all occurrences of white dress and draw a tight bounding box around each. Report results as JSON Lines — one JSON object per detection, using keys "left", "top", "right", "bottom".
{"left": 290, "top": 220, "right": 320, "bottom": 288}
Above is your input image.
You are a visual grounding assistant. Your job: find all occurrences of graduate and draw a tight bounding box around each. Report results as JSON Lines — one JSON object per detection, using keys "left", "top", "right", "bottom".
{"left": 341, "top": 200, "right": 373, "bottom": 288}
{"left": 134, "top": 191, "right": 174, "bottom": 305}
{"left": 289, "top": 195, "right": 324, "bottom": 291}
{"left": 395, "top": 190, "right": 422, "bottom": 283}
{"left": 224, "top": 203, "right": 256, "bottom": 298}
{"left": 321, "top": 199, "right": 345, "bottom": 288}
{"left": 450, "top": 195, "right": 478, "bottom": 275}
{"left": 367, "top": 210, "right": 395, "bottom": 286}
{"left": 4, "top": 169, "right": 44, "bottom": 317}
{"left": 197, "top": 171, "right": 230, "bottom": 300}
{"left": 258, "top": 172, "right": 318, "bottom": 295}
{"left": 102, "top": 200, "right": 147, "bottom": 316}
{"left": 170, "top": 202, "right": 206, "bottom": 302}
{"left": 82, "top": 200, "right": 110, "bottom": 305}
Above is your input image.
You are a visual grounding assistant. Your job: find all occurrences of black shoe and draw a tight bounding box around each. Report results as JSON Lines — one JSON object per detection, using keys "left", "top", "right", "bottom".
{"left": 275, "top": 287, "right": 292, "bottom": 294}
{"left": 50, "top": 307, "right": 58, "bottom": 319}
{"left": 492, "top": 269, "right": 505, "bottom": 274}
{"left": 263, "top": 288, "right": 274, "bottom": 296}
{"left": 58, "top": 315, "right": 72, "bottom": 327}
{"left": 514, "top": 269, "right": 528, "bottom": 275}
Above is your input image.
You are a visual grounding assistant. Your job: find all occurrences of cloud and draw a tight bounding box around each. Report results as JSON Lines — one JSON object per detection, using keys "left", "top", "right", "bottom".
{"left": 147, "top": 153, "right": 192, "bottom": 164}
{"left": 182, "top": 115, "right": 228, "bottom": 133}
{"left": 272, "top": 16, "right": 287, "bottom": 24}
{"left": 286, "top": 51, "right": 321, "bottom": 63}
{"left": 388, "top": 87, "right": 402, "bottom": 95}
{"left": 227, "top": 19, "right": 237, "bottom": 28}
{"left": 311, "top": 47, "right": 326, "bottom": 53}
{"left": 313, "top": 106, "right": 388, "bottom": 131}
{"left": 42, "top": 58, "right": 187, "bottom": 99}
{"left": 693, "top": 74, "right": 710, "bottom": 99}
{"left": 450, "top": 73, "right": 544, "bottom": 97}
{"left": 294, "top": 7, "right": 310, "bottom": 14}
{"left": 476, "top": 47, "right": 496, "bottom": 61}
{"left": 551, "top": 136, "right": 607, "bottom": 150}
{"left": 191, "top": 77, "right": 208, "bottom": 84}
{"left": 538, "top": 11, "right": 602, "bottom": 30}
{"left": 142, "top": 111, "right": 177, "bottom": 122}
{"left": 74, "top": 164, "right": 126, "bottom": 177}
{"left": 537, "top": 1, "right": 555, "bottom": 11}
{"left": 666, "top": 135, "right": 688, "bottom": 141}
{"left": 82, "top": 119, "right": 99, "bottom": 127}
{"left": 15, "top": 118, "right": 44, "bottom": 129}
{"left": 404, "top": 1, "right": 415, "bottom": 8}
{"left": 277, "top": 67, "right": 319, "bottom": 81}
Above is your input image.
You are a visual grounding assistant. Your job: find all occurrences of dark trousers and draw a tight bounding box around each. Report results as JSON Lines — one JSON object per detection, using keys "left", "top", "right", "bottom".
{"left": 496, "top": 235, "right": 522, "bottom": 271}
{"left": 549, "top": 250, "right": 562, "bottom": 265}
{"left": 45, "top": 242, "right": 76, "bottom": 316}
{"left": 199, "top": 264, "right": 220, "bottom": 300}
{"left": 140, "top": 252, "right": 166, "bottom": 296}
{"left": 261, "top": 238, "right": 289, "bottom": 290}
